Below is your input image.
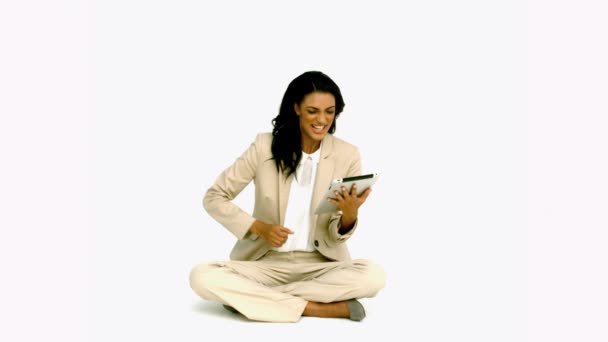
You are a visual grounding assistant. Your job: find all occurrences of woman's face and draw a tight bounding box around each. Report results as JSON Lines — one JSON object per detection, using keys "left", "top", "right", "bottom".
{"left": 294, "top": 91, "right": 336, "bottom": 149}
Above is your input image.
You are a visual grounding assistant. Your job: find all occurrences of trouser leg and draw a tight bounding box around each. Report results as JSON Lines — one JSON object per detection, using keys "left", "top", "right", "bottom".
{"left": 273, "top": 259, "right": 387, "bottom": 303}
{"left": 189, "top": 261, "right": 308, "bottom": 323}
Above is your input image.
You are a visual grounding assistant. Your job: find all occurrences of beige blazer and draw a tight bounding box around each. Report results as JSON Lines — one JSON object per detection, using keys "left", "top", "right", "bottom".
{"left": 203, "top": 132, "right": 362, "bottom": 262}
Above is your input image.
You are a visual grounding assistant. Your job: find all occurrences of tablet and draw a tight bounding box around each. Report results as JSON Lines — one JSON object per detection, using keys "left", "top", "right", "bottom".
{"left": 314, "top": 173, "right": 380, "bottom": 214}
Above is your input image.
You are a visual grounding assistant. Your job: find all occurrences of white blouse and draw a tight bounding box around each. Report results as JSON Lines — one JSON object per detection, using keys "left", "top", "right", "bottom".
{"left": 272, "top": 148, "right": 321, "bottom": 252}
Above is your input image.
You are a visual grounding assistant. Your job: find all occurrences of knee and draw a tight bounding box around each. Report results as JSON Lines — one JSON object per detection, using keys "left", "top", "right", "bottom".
{"left": 357, "top": 260, "right": 387, "bottom": 296}
{"left": 189, "top": 263, "right": 221, "bottom": 299}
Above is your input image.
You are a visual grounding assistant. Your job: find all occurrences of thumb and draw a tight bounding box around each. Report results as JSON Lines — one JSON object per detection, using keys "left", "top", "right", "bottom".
{"left": 282, "top": 227, "right": 295, "bottom": 234}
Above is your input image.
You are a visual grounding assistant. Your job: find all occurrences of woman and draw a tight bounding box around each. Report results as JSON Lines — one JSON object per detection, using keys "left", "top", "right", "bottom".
{"left": 189, "top": 71, "right": 386, "bottom": 322}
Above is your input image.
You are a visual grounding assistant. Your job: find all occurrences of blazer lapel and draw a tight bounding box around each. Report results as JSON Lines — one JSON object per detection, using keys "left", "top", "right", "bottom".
{"left": 278, "top": 162, "right": 293, "bottom": 226}
{"left": 311, "top": 135, "right": 335, "bottom": 215}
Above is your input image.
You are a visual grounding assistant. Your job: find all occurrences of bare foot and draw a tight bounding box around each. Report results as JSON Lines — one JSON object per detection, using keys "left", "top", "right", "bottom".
{"left": 303, "top": 301, "right": 350, "bottom": 318}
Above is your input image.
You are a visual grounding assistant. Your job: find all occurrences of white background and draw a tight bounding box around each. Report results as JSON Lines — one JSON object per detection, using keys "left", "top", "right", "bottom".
{"left": 1, "top": 1, "right": 606, "bottom": 341}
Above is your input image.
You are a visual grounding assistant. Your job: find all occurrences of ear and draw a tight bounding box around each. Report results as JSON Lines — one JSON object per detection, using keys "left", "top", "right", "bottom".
{"left": 294, "top": 103, "right": 301, "bottom": 116}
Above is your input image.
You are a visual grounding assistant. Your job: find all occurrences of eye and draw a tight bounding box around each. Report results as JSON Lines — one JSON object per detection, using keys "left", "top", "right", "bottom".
{"left": 307, "top": 109, "right": 317, "bottom": 114}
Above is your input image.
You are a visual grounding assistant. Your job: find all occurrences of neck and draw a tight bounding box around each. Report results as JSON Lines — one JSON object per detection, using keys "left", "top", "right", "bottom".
{"left": 302, "top": 140, "right": 321, "bottom": 154}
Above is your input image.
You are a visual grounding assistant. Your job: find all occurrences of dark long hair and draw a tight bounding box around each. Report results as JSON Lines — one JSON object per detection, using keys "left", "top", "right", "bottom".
{"left": 271, "top": 71, "right": 345, "bottom": 178}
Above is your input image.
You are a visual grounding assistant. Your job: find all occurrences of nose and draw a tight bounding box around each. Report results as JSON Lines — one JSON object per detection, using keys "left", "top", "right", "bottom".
{"left": 318, "top": 113, "right": 330, "bottom": 125}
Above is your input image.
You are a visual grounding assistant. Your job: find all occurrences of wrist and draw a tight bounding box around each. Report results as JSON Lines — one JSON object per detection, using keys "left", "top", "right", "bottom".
{"left": 341, "top": 211, "right": 357, "bottom": 223}
{"left": 340, "top": 214, "right": 357, "bottom": 229}
{"left": 250, "top": 220, "right": 262, "bottom": 235}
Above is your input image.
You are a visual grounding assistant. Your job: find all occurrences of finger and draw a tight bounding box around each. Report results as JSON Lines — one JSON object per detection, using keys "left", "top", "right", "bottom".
{"left": 350, "top": 183, "right": 357, "bottom": 196}
{"left": 327, "top": 197, "right": 341, "bottom": 208}
{"left": 277, "top": 231, "right": 291, "bottom": 238}
{"left": 280, "top": 227, "right": 295, "bottom": 234}
{"left": 341, "top": 186, "right": 351, "bottom": 198}
{"left": 334, "top": 190, "right": 342, "bottom": 199}
{"left": 359, "top": 187, "right": 372, "bottom": 201}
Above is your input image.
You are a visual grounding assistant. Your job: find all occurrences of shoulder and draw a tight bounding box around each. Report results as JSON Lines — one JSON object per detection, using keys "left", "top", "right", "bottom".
{"left": 254, "top": 132, "right": 273, "bottom": 145}
{"left": 252, "top": 132, "right": 273, "bottom": 152}
{"left": 328, "top": 134, "right": 360, "bottom": 155}
{"left": 248, "top": 132, "right": 273, "bottom": 159}
{"left": 325, "top": 135, "right": 362, "bottom": 174}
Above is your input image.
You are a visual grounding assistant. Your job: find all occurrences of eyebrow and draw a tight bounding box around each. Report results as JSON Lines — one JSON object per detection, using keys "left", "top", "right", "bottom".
{"left": 306, "top": 106, "right": 335, "bottom": 110}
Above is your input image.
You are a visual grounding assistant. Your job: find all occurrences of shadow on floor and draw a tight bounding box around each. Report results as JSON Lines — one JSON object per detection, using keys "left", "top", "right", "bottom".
{"left": 190, "top": 301, "right": 250, "bottom": 322}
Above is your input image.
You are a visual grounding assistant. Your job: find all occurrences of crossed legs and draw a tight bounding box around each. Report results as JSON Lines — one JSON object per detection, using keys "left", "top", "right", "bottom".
{"left": 189, "top": 254, "right": 386, "bottom": 323}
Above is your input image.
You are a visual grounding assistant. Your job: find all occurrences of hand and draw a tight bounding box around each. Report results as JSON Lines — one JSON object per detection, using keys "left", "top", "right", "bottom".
{"left": 328, "top": 183, "right": 372, "bottom": 223}
{"left": 250, "top": 220, "right": 294, "bottom": 247}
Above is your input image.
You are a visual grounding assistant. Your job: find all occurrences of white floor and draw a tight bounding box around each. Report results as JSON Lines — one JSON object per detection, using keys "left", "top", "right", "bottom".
{"left": 86, "top": 242, "right": 527, "bottom": 342}
{"left": 91, "top": 282, "right": 499, "bottom": 342}
{"left": 90, "top": 276, "right": 403, "bottom": 342}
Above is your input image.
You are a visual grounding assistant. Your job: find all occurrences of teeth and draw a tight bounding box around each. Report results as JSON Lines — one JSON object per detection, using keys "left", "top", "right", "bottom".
{"left": 313, "top": 125, "right": 324, "bottom": 129}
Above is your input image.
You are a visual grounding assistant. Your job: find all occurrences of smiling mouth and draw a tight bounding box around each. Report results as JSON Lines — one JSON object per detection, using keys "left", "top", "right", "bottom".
{"left": 312, "top": 125, "right": 325, "bottom": 132}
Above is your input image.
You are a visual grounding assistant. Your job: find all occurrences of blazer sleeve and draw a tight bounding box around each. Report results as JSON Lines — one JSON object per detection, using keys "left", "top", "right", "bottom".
{"left": 202, "top": 134, "right": 263, "bottom": 240}
{"left": 326, "top": 146, "right": 362, "bottom": 243}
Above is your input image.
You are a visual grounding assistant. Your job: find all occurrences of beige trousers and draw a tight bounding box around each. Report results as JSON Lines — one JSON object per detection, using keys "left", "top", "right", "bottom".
{"left": 189, "top": 250, "right": 386, "bottom": 322}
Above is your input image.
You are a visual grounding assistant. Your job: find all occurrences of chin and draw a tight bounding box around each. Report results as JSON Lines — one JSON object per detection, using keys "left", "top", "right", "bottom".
{"left": 313, "top": 132, "right": 327, "bottom": 140}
